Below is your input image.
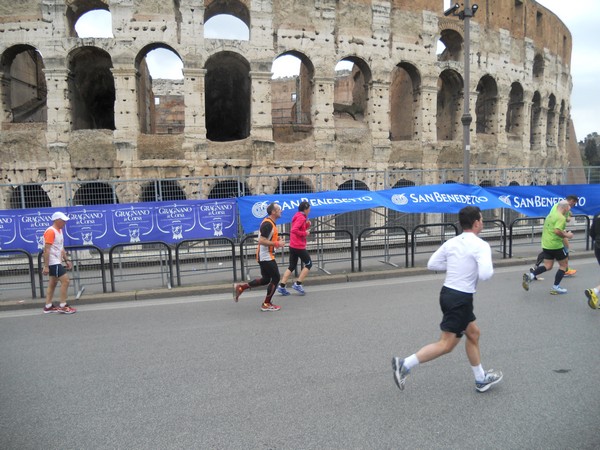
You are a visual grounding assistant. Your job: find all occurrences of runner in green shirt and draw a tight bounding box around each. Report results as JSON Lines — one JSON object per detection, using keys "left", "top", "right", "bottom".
{"left": 522, "top": 200, "right": 573, "bottom": 295}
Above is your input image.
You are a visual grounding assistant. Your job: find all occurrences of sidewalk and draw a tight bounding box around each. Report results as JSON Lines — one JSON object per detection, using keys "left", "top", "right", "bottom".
{"left": 2, "top": 235, "right": 594, "bottom": 312}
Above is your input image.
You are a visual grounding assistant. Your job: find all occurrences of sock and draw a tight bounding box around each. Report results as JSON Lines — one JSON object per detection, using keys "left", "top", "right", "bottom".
{"left": 554, "top": 269, "right": 565, "bottom": 286}
{"left": 533, "top": 266, "right": 547, "bottom": 277}
{"left": 60, "top": 303, "right": 66, "bottom": 308}
{"left": 45, "top": 304, "right": 52, "bottom": 308}
{"left": 472, "top": 364, "right": 485, "bottom": 382}
{"left": 594, "top": 288, "right": 599, "bottom": 295}
{"left": 279, "top": 283, "right": 285, "bottom": 288}
{"left": 404, "top": 354, "right": 420, "bottom": 371}
{"left": 295, "top": 281, "right": 302, "bottom": 285}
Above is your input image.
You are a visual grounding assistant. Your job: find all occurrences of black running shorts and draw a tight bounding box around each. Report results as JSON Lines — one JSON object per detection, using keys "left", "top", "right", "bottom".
{"left": 540, "top": 247, "right": 568, "bottom": 262}
{"left": 439, "top": 286, "right": 476, "bottom": 338}
{"left": 48, "top": 264, "right": 67, "bottom": 278}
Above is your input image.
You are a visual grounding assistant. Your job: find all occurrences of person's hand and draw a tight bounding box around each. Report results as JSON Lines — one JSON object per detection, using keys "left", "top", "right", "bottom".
{"left": 65, "top": 260, "right": 72, "bottom": 270}
{"left": 306, "top": 220, "right": 311, "bottom": 228}
{"left": 42, "top": 266, "right": 49, "bottom": 276}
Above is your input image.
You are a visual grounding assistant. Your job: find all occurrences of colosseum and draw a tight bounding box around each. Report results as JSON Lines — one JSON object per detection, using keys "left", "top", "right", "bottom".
{"left": 0, "top": 0, "right": 582, "bottom": 207}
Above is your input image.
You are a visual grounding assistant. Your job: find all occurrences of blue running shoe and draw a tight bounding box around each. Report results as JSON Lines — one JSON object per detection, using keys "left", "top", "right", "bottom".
{"left": 292, "top": 283, "right": 305, "bottom": 295}
{"left": 277, "top": 285, "right": 290, "bottom": 296}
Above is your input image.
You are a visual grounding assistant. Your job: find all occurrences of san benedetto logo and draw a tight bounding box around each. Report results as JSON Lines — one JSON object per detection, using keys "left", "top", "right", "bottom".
{"left": 392, "top": 192, "right": 488, "bottom": 205}
{"left": 252, "top": 201, "right": 270, "bottom": 218}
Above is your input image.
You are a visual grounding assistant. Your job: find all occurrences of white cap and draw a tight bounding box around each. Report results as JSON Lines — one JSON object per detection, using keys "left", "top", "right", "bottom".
{"left": 51, "top": 211, "right": 69, "bottom": 222}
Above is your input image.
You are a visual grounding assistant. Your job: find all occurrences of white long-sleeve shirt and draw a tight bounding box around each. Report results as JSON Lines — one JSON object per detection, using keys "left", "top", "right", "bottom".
{"left": 427, "top": 231, "right": 493, "bottom": 294}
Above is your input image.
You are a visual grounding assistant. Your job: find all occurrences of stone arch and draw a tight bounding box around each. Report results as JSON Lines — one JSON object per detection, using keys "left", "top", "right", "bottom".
{"left": 140, "top": 180, "right": 186, "bottom": 202}
{"left": 335, "top": 179, "right": 370, "bottom": 239}
{"left": 437, "top": 69, "right": 463, "bottom": 141}
{"left": 334, "top": 57, "right": 372, "bottom": 123}
{"left": 530, "top": 91, "right": 542, "bottom": 148}
{"left": 9, "top": 184, "right": 51, "bottom": 209}
{"left": 205, "top": 51, "right": 251, "bottom": 142}
{"left": 0, "top": 45, "right": 47, "bottom": 124}
{"left": 475, "top": 75, "right": 498, "bottom": 135}
{"left": 208, "top": 180, "right": 252, "bottom": 198}
{"left": 505, "top": 82, "right": 524, "bottom": 134}
{"left": 437, "top": 29, "right": 463, "bottom": 62}
{"left": 274, "top": 178, "right": 314, "bottom": 195}
{"left": 66, "top": 0, "right": 109, "bottom": 38}
{"left": 135, "top": 44, "right": 184, "bottom": 135}
{"left": 204, "top": 0, "right": 250, "bottom": 30}
{"left": 390, "top": 62, "right": 421, "bottom": 141}
{"left": 546, "top": 94, "right": 557, "bottom": 146}
{"left": 68, "top": 46, "right": 115, "bottom": 130}
{"left": 271, "top": 51, "right": 314, "bottom": 143}
{"left": 533, "top": 53, "right": 544, "bottom": 80}
{"left": 73, "top": 182, "right": 119, "bottom": 205}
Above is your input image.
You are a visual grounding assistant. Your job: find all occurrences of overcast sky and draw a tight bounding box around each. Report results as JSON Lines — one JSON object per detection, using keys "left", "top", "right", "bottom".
{"left": 77, "top": 1, "right": 599, "bottom": 140}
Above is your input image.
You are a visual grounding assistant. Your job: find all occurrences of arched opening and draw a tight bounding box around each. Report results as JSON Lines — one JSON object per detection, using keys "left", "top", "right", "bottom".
{"left": 204, "top": 0, "right": 250, "bottom": 37}
{"left": 208, "top": 180, "right": 252, "bottom": 199}
{"left": 205, "top": 52, "right": 251, "bottom": 142}
{"left": 558, "top": 100, "right": 566, "bottom": 147}
{"left": 136, "top": 45, "right": 184, "bottom": 135}
{"left": 333, "top": 58, "right": 371, "bottom": 124}
{"left": 74, "top": 9, "right": 113, "bottom": 38}
{"left": 533, "top": 53, "right": 544, "bottom": 80}
{"left": 274, "top": 178, "right": 314, "bottom": 195}
{"left": 530, "top": 91, "right": 542, "bottom": 148}
{"left": 506, "top": 82, "right": 524, "bottom": 135}
{"left": 437, "top": 69, "right": 463, "bottom": 141}
{"left": 335, "top": 180, "right": 370, "bottom": 239}
{"left": 546, "top": 94, "right": 557, "bottom": 146}
{"left": 66, "top": 0, "right": 110, "bottom": 38}
{"left": 475, "top": 75, "right": 498, "bottom": 135}
{"left": 271, "top": 52, "right": 314, "bottom": 143}
{"left": 140, "top": 180, "right": 187, "bottom": 202}
{"left": 1, "top": 45, "right": 47, "bottom": 124}
{"left": 204, "top": 14, "right": 249, "bottom": 40}
{"left": 9, "top": 185, "right": 51, "bottom": 209}
{"left": 390, "top": 63, "right": 421, "bottom": 141}
{"left": 73, "top": 182, "right": 119, "bottom": 205}
{"left": 437, "top": 29, "right": 463, "bottom": 62}
{"left": 68, "top": 46, "right": 115, "bottom": 130}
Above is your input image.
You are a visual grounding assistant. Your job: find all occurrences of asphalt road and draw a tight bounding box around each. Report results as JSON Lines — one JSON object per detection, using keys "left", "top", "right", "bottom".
{"left": 1, "top": 258, "right": 599, "bottom": 450}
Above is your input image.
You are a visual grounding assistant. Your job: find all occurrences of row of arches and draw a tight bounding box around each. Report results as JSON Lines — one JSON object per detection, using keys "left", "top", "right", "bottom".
{"left": 1, "top": 43, "right": 566, "bottom": 146}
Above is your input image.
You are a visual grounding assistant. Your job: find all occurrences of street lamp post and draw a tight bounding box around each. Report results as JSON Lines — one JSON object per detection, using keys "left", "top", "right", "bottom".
{"left": 445, "top": 1, "right": 479, "bottom": 185}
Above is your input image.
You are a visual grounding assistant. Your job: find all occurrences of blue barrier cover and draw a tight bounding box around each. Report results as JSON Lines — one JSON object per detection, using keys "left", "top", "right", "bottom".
{"left": 0, "top": 199, "right": 237, "bottom": 253}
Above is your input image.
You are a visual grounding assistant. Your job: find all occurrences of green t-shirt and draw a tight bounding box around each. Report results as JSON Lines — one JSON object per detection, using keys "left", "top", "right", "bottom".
{"left": 541, "top": 207, "right": 567, "bottom": 250}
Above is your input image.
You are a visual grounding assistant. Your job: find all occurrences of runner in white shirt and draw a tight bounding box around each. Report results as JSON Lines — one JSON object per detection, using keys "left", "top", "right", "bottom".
{"left": 392, "top": 206, "right": 502, "bottom": 393}
{"left": 42, "top": 211, "right": 76, "bottom": 314}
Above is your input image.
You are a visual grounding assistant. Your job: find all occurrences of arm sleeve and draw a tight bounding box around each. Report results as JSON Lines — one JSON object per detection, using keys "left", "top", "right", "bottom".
{"left": 291, "top": 215, "right": 307, "bottom": 239}
{"left": 477, "top": 243, "right": 494, "bottom": 281}
{"left": 427, "top": 245, "right": 447, "bottom": 271}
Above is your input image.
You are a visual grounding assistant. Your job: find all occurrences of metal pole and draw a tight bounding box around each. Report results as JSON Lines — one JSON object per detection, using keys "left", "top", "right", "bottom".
{"left": 462, "top": 0, "right": 472, "bottom": 185}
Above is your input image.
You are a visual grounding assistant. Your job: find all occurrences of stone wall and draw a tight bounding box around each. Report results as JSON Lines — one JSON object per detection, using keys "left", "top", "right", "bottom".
{"left": 0, "top": 0, "right": 582, "bottom": 204}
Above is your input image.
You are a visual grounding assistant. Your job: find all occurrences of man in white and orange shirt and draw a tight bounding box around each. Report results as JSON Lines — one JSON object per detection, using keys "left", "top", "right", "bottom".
{"left": 42, "top": 211, "right": 76, "bottom": 314}
{"left": 234, "top": 203, "right": 285, "bottom": 311}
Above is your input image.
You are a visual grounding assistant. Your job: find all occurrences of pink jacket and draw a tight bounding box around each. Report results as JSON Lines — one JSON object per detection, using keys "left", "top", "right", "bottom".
{"left": 289, "top": 211, "right": 310, "bottom": 249}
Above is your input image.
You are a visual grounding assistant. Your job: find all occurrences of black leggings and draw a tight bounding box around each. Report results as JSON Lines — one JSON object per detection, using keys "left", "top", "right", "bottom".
{"left": 249, "top": 260, "right": 281, "bottom": 302}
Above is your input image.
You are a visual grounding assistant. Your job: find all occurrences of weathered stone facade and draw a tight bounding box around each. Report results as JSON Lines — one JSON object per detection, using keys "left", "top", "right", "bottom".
{"left": 0, "top": 0, "right": 581, "bottom": 204}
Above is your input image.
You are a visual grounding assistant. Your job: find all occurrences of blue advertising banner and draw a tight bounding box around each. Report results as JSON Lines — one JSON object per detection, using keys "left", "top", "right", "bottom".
{"left": 236, "top": 184, "right": 600, "bottom": 233}
{"left": 236, "top": 191, "right": 380, "bottom": 233}
{"left": 377, "top": 183, "right": 508, "bottom": 213}
{"left": 483, "top": 184, "right": 600, "bottom": 217}
{"left": 0, "top": 199, "right": 237, "bottom": 254}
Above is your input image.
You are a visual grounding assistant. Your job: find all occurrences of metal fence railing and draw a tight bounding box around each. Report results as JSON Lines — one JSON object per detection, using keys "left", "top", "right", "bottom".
{"left": 2, "top": 216, "right": 595, "bottom": 303}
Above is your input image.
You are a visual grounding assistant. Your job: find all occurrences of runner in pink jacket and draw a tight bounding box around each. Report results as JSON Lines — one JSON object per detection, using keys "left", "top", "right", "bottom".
{"left": 277, "top": 201, "right": 313, "bottom": 296}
